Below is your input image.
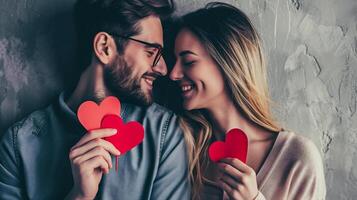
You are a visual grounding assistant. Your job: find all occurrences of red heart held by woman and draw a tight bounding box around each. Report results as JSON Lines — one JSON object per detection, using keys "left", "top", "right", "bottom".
{"left": 208, "top": 128, "right": 248, "bottom": 163}
{"left": 77, "top": 96, "right": 121, "bottom": 131}
{"left": 101, "top": 114, "right": 144, "bottom": 154}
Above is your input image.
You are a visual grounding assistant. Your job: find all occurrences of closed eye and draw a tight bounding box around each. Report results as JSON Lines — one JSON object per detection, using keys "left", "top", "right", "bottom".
{"left": 183, "top": 61, "right": 195, "bottom": 67}
{"left": 146, "top": 50, "right": 155, "bottom": 57}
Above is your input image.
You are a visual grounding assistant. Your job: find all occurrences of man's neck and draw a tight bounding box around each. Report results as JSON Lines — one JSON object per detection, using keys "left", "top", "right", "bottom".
{"left": 66, "top": 63, "right": 112, "bottom": 112}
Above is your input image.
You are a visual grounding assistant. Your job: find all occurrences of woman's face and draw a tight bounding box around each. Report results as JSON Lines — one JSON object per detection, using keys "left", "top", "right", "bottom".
{"left": 170, "top": 28, "right": 228, "bottom": 110}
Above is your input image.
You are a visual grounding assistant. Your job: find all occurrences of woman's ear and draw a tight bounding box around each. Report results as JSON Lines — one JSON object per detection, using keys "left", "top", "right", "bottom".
{"left": 92, "top": 32, "right": 117, "bottom": 65}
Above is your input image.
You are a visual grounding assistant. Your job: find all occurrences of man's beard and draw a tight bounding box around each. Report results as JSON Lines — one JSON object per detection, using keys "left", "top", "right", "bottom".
{"left": 104, "top": 55, "right": 153, "bottom": 106}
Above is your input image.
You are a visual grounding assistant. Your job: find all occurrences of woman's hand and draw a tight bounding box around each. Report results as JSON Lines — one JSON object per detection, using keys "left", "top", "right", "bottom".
{"left": 217, "top": 158, "right": 259, "bottom": 200}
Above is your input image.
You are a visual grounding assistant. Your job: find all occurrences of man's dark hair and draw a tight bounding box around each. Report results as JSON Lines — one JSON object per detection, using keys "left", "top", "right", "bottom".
{"left": 74, "top": 0, "right": 175, "bottom": 72}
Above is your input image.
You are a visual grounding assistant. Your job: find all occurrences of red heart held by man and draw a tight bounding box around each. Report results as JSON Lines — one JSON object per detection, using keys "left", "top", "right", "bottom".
{"left": 101, "top": 114, "right": 144, "bottom": 154}
{"left": 208, "top": 128, "right": 248, "bottom": 163}
{"left": 77, "top": 96, "right": 121, "bottom": 131}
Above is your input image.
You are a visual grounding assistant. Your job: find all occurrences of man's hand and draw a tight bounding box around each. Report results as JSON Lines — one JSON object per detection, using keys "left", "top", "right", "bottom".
{"left": 66, "top": 128, "right": 120, "bottom": 200}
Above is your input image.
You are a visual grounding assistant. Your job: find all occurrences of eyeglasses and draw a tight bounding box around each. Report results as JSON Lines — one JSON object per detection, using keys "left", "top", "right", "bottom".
{"left": 110, "top": 33, "right": 163, "bottom": 67}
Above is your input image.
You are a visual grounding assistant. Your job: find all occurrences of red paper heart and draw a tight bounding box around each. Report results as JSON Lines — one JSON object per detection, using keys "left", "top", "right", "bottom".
{"left": 101, "top": 114, "right": 144, "bottom": 154}
{"left": 208, "top": 128, "right": 248, "bottom": 163}
{"left": 77, "top": 96, "right": 121, "bottom": 131}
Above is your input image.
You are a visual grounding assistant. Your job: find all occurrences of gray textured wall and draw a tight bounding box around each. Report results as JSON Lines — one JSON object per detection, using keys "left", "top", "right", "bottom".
{"left": 0, "top": 0, "right": 77, "bottom": 131}
{"left": 0, "top": 0, "right": 356, "bottom": 199}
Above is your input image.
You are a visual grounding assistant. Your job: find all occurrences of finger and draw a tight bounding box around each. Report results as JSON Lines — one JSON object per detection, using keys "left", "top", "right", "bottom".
{"left": 70, "top": 138, "right": 120, "bottom": 159}
{"left": 217, "top": 179, "right": 242, "bottom": 199}
{"left": 220, "top": 173, "right": 240, "bottom": 189}
{"left": 84, "top": 155, "right": 110, "bottom": 174}
{"left": 72, "top": 128, "right": 117, "bottom": 149}
{"left": 217, "top": 162, "right": 243, "bottom": 181}
{"left": 221, "top": 158, "right": 251, "bottom": 173}
{"left": 74, "top": 146, "right": 113, "bottom": 169}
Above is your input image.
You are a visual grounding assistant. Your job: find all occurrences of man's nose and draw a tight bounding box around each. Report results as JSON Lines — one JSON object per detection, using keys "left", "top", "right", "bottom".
{"left": 153, "top": 58, "right": 167, "bottom": 76}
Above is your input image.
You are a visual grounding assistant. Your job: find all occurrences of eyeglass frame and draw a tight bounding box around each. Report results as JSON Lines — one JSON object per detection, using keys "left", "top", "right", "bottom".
{"left": 109, "top": 32, "right": 163, "bottom": 67}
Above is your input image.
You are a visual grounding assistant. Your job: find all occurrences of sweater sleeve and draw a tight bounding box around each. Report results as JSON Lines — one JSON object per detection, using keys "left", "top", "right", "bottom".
{"left": 287, "top": 138, "right": 327, "bottom": 200}
{"left": 254, "top": 191, "right": 266, "bottom": 200}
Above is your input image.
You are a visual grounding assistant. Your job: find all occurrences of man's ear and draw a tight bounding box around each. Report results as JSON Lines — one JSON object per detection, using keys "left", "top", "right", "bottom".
{"left": 93, "top": 32, "right": 117, "bottom": 65}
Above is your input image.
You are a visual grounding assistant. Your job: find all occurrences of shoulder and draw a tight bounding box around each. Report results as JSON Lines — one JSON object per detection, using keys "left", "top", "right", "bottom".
{"left": 1, "top": 105, "right": 54, "bottom": 142}
{"left": 145, "top": 103, "right": 182, "bottom": 139}
{"left": 146, "top": 103, "right": 176, "bottom": 119}
{"left": 123, "top": 102, "right": 180, "bottom": 129}
{"left": 122, "top": 102, "right": 183, "bottom": 144}
{"left": 0, "top": 105, "right": 54, "bottom": 166}
{"left": 279, "top": 131, "right": 324, "bottom": 172}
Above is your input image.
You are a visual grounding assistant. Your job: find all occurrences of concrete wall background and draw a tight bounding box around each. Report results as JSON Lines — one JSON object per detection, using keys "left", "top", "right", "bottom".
{"left": 0, "top": 0, "right": 356, "bottom": 199}
{"left": 0, "top": 0, "right": 77, "bottom": 131}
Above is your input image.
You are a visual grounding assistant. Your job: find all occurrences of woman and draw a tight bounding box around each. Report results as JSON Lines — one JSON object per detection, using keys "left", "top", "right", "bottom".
{"left": 168, "top": 2, "right": 326, "bottom": 200}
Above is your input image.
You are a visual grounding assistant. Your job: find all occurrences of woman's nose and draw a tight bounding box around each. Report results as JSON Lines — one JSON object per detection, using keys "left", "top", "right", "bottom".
{"left": 169, "top": 62, "right": 184, "bottom": 81}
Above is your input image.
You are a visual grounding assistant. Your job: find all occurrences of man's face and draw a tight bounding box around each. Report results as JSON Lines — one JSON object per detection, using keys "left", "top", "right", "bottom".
{"left": 104, "top": 15, "right": 167, "bottom": 106}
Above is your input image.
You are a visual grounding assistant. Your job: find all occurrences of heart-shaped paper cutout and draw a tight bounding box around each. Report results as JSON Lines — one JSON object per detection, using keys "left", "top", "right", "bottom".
{"left": 208, "top": 128, "right": 248, "bottom": 163}
{"left": 101, "top": 114, "right": 144, "bottom": 154}
{"left": 77, "top": 96, "right": 121, "bottom": 131}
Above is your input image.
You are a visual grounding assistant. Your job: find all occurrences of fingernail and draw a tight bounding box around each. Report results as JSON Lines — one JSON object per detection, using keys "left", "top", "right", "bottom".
{"left": 111, "top": 129, "right": 117, "bottom": 134}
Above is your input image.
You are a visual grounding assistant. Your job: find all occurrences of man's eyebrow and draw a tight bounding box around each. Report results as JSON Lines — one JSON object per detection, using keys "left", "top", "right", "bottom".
{"left": 141, "top": 39, "right": 163, "bottom": 48}
{"left": 145, "top": 43, "right": 163, "bottom": 49}
{"left": 179, "top": 50, "right": 197, "bottom": 57}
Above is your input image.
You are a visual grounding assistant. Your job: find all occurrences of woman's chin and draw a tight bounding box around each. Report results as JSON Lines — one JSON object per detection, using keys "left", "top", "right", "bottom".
{"left": 182, "top": 100, "right": 201, "bottom": 111}
{"left": 183, "top": 101, "right": 194, "bottom": 111}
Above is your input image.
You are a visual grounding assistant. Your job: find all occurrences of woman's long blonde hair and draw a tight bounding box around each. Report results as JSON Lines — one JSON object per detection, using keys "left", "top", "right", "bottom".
{"left": 174, "top": 2, "right": 283, "bottom": 199}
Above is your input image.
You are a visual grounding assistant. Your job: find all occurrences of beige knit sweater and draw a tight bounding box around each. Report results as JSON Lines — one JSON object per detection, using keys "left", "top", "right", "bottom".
{"left": 200, "top": 131, "right": 326, "bottom": 200}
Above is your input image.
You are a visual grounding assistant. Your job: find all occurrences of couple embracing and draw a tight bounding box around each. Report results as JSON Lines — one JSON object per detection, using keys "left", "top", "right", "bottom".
{"left": 0, "top": 0, "right": 326, "bottom": 200}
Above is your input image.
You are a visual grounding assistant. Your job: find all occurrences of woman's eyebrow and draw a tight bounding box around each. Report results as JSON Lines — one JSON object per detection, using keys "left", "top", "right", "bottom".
{"left": 179, "top": 50, "right": 197, "bottom": 57}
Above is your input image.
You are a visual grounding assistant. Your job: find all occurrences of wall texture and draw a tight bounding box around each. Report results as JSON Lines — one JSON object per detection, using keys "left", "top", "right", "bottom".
{"left": 0, "top": 0, "right": 356, "bottom": 199}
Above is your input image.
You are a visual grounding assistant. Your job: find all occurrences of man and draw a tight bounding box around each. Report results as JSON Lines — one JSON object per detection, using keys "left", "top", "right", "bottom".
{"left": 0, "top": 0, "right": 190, "bottom": 199}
